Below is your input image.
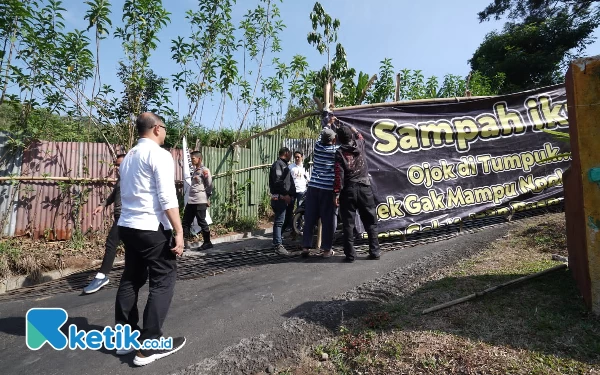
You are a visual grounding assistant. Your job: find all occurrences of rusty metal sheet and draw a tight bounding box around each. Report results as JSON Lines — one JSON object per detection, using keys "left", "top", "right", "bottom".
{"left": 0, "top": 131, "right": 23, "bottom": 236}
{"left": 15, "top": 141, "right": 117, "bottom": 239}
{"left": 9, "top": 134, "right": 310, "bottom": 239}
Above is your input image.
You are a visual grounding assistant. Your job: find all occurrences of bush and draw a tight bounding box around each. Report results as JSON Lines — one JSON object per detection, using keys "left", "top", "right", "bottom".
{"left": 226, "top": 216, "right": 258, "bottom": 232}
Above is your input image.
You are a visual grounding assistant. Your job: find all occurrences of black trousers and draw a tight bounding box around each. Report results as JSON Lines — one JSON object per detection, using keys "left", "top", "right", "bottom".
{"left": 115, "top": 224, "right": 177, "bottom": 341}
{"left": 182, "top": 203, "right": 209, "bottom": 238}
{"left": 99, "top": 215, "right": 120, "bottom": 275}
{"left": 302, "top": 187, "right": 336, "bottom": 251}
{"left": 339, "top": 183, "right": 381, "bottom": 260}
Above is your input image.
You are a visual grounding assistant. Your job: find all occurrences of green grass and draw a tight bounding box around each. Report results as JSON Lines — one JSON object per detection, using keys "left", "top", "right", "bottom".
{"left": 284, "top": 213, "right": 600, "bottom": 375}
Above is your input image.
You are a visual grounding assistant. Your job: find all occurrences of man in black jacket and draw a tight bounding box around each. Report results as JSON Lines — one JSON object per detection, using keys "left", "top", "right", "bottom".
{"left": 84, "top": 153, "right": 126, "bottom": 294}
{"left": 269, "top": 147, "right": 294, "bottom": 254}
{"left": 333, "top": 125, "right": 381, "bottom": 262}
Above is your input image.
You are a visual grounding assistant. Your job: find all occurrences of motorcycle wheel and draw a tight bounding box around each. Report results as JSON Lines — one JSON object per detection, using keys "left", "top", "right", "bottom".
{"left": 292, "top": 211, "right": 305, "bottom": 236}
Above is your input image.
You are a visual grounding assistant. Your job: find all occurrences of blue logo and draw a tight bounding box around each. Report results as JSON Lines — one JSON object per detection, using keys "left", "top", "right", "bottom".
{"left": 26, "top": 308, "right": 172, "bottom": 351}
{"left": 26, "top": 308, "right": 69, "bottom": 350}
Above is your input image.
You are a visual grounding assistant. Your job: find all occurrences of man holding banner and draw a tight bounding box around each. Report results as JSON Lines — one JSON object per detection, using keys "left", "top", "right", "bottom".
{"left": 333, "top": 125, "right": 380, "bottom": 262}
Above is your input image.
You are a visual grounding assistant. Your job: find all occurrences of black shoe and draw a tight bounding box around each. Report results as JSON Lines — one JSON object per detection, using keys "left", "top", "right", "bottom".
{"left": 133, "top": 336, "right": 186, "bottom": 366}
{"left": 301, "top": 249, "right": 310, "bottom": 258}
{"left": 367, "top": 254, "right": 380, "bottom": 260}
{"left": 344, "top": 257, "right": 355, "bottom": 263}
{"left": 200, "top": 242, "right": 213, "bottom": 250}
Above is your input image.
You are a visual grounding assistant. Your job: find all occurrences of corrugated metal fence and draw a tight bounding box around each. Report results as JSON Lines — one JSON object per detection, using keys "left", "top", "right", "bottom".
{"left": 0, "top": 132, "right": 23, "bottom": 236}
{"left": 0, "top": 131, "right": 314, "bottom": 239}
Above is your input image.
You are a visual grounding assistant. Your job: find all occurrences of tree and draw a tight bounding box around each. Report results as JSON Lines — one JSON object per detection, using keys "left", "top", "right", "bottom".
{"left": 112, "top": 0, "right": 172, "bottom": 150}
{"left": 477, "top": 0, "right": 599, "bottom": 24}
{"left": 307, "top": 2, "right": 340, "bottom": 84}
{"left": 0, "top": 0, "right": 32, "bottom": 105}
{"left": 367, "top": 58, "right": 395, "bottom": 104}
{"left": 472, "top": 0, "right": 600, "bottom": 93}
{"left": 170, "top": 0, "right": 236, "bottom": 132}
{"left": 113, "top": 65, "right": 171, "bottom": 122}
{"left": 234, "top": 0, "right": 284, "bottom": 140}
{"left": 337, "top": 71, "right": 377, "bottom": 107}
{"left": 307, "top": 2, "right": 355, "bottom": 106}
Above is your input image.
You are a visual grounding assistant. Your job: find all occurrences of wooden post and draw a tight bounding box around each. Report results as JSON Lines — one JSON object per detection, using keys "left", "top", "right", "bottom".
{"left": 316, "top": 219, "right": 322, "bottom": 249}
{"left": 324, "top": 79, "right": 331, "bottom": 110}
{"left": 465, "top": 72, "right": 472, "bottom": 97}
{"left": 229, "top": 145, "right": 241, "bottom": 222}
{"left": 395, "top": 73, "right": 401, "bottom": 102}
{"left": 316, "top": 77, "right": 333, "bottom": 249}
{"left": 564, "top": 55, "right": 600, "bottom": 314}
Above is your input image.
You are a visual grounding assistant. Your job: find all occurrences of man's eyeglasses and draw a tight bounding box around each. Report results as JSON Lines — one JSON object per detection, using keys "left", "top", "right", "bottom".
{"left": 157, "top": 125, "right": 167, "bottom": 131}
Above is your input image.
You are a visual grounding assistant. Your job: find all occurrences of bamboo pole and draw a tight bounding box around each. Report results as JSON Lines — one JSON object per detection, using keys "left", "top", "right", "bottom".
{"left": 0, "top": 163, "right": 272, "bottom": 184}
{"left": 395, "top": 73, "right": 401, "bottom": 102}
{"left": 324, "top": 79, "right": 331, "bottom": 110}
{"left": 315, "top": 77, "right": 333, "bottom": 249}
{"left": 335, "top": 95, "right": 494, "bottom": 112}
{"left": 212, "top": 163, "right": 271, "bottom": 179}
{"left": 230, "top": 88, "right": 494, "bottom": 147}
{"left": 231, "top": 110, "right": 320, "bottom": 147}
{"left": 316, "top": 219, "right": 322, "bottom": 249}
{"left": 421, "top": 264, "right": 568, "bottom": 315}
{"left": 0, "top": 176, "right": 117, "bottom": 182}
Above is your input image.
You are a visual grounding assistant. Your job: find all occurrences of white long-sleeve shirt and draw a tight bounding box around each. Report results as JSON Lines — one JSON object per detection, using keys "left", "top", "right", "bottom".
{"left": 289, "top": 163, "right": 309, "bottom": 193}
{"left": 117, "top": 138, "right": 179, "bottom": 231}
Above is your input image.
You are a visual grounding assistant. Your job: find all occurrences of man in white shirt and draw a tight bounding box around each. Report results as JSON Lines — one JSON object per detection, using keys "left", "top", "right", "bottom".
{"left": 290, "top": 151, "right": 309, "bottom": 200}
{"left": 115, "top": 112, "right": 186, "bottom": 366}
{"left": 283, "top": 151, "right": 309, "bottom": 236}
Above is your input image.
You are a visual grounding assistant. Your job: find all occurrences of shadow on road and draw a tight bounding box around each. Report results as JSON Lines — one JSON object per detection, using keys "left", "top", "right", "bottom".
{"left": 283, "top": 299, "right": 376, "bottom": 332}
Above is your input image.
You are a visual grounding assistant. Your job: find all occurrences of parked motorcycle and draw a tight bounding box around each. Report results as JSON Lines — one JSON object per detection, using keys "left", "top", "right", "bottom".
{"left": 292, "top": 195, "right": 342, "bottom": 237}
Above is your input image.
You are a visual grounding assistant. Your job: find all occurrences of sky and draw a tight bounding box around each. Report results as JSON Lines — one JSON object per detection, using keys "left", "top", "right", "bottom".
{"left": 57, "top": 0, "right": 600, "bottom": 130}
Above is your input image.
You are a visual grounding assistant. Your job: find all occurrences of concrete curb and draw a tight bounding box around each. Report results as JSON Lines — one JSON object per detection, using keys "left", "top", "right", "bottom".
{"left": 190, "top": 227, "right": 273, "bottom": 248}
{"left": 0, "top": 267, "right": 89, "bottom": 294}
{"left": 0, "top": 260, "right": 126, "bottom": 295}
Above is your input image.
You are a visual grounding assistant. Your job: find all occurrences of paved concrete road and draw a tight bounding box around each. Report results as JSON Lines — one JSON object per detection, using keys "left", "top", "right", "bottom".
{"left": 0, "top": 228, "right": 508, "bottom": 375}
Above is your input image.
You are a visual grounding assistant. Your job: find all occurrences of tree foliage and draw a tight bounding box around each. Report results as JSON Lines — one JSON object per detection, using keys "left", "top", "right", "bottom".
{"left": 0, "top": 0, "right": 512, "bottom": 149}
{"left": 111, "top": 0, "right": 172, "bottom": 150}
{"left": 472, "top": 0, "right": 600, "bottom": 93}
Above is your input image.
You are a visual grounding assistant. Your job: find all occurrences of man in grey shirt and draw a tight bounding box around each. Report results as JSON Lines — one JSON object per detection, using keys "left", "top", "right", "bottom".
{"left": 183, "top": 151, "right": 213, "bottom": 251}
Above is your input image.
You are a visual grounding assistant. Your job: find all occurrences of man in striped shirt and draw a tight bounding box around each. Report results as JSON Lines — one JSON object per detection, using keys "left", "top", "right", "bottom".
{"left": 302, "top": 127, "right": 339, "bottom": 258}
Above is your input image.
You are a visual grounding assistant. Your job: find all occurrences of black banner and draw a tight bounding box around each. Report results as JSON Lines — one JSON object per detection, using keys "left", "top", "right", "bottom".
{"left": 335, "top": 85, "right": 570, "bottom": 236}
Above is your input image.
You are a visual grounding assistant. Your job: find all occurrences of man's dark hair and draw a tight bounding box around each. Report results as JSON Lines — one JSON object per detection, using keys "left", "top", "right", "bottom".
{"left": 293, "top": 151, "right": 303, "bottom": 157}
{"left": 191, "top": 151, "right": 202, "bottom": 159}
{"left": 278, "top": 147, "right": 290, "bottom": 157}
{"left": 136, "top": 112, "right": 163, "bottom": 135}
{"left": 115, "top": 153, "right": 127, "bottom": 160}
